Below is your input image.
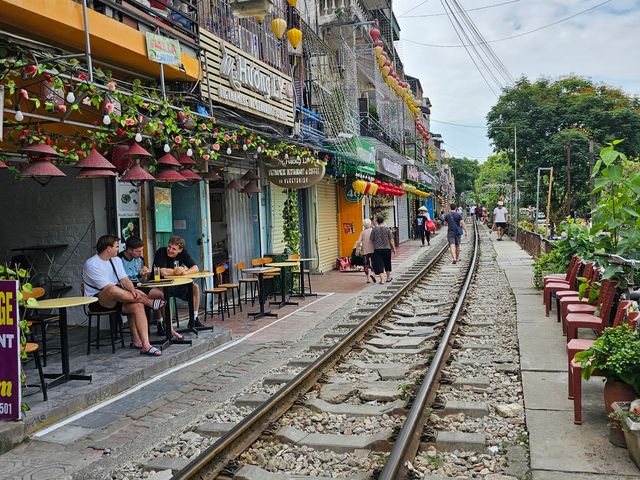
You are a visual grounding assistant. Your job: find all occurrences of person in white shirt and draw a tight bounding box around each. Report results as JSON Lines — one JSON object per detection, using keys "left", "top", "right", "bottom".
{"left": 492, "top": 200, "right": 510, "bottom": 241}
{"left": 82, "top": 235, "right": 164, "bottom": 356}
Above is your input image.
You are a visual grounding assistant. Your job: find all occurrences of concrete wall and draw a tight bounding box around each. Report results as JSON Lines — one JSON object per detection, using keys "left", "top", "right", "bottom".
{"left": 0, "top": 167, "right": 106, "bottom": 324}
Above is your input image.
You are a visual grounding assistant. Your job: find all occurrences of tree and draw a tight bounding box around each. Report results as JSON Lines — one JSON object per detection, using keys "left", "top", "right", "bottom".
{"left": 475, "top": 152, "right": 513, "bottom": 208}
{"left": 487, "top": 76, "right": 640, "bottom": 222}
{"left": 446, "top": 156, "right": 479, "bottom": 204}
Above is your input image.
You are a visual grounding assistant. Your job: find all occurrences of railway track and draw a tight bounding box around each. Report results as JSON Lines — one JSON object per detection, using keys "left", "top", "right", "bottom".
{"left": 166, "top": 220, "right": 481, "bottom": 480}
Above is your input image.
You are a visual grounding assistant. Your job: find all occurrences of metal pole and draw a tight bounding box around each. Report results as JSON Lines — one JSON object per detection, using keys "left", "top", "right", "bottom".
{"left": 567, "top": 141, "right": 571, "bottom": 216}
{"left": 81, "top": 0, "right": 94, "bottom": 82}
{"left": 159, "top": 63, "right": 166, "bottom": 101}
{"left": 546, "top": 167, "right": 554, "bottom": 237}
{"left": 535, "top": 168, "right": 541, "bottom": 227}
{"left": 513, "top": 125, "right": 518, "bottom": 239}
{"left": 589, "top": 138, "right": 595, "bottom": 212}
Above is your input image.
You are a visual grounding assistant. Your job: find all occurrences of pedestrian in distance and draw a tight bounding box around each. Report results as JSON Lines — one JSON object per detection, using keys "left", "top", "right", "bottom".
{"left": 492, "top": 200, "right": 510, "bottom": 241}
{"left": 415, "top": 206, "right": 431, "bottom": 246}
{"left": 82, "top": 235, "right": 164, "bottom": 356}
{"left": 444, "top": 203, "right": 468, "bottom": 264}
{"left": 355, "top": 218, "right": 376, "bottom": 283}
{"left": 118, "top": 236, "right": 183, "bottom": 341}
{"left": 370, "top": 215, "right": 396, "bottom": 284}
{"left": 475, "top": 205, "right": 482, "bottom": 222}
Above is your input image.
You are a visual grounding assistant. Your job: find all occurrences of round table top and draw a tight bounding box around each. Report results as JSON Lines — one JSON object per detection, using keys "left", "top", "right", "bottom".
{"left": 31, "top": 296, "right": 98, "bottom": 310}
{"left": 291, "top": 257, "right": 317, "bottom": 262}
{"left": 243, "top": 267, "right": 279, "bottom": 273}
{"left": 140, "top": 276, "right": 193, "bottom": 288}
{"left": 165, "top": 271, "right": 214, "bottom": 279}
{"left": 266, "top": 261, "right": 300, "bottom": 268}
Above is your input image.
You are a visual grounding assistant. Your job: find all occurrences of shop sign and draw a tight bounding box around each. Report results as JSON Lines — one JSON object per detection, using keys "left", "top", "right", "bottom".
{"left": 116, "top": 184, "right": 142, "bottom": 252}
{"left": 406, "top": 165, "right": 419, "bottom": 182}
{"left": 0, "top": 280, "right": 20, "bottom": 421}
{"left": 200, "top": 31, "right": 294, "bottom": 127}
{"left": 380, "top": 158, "right": 402, "bottom": 179}
{"left": 266, "top": 157, "right": 325, "bottom": 189}
{"left": 145, "top": 32, "right": 182, "bottom": 66}
{"left": 344, "top": 186, "right": 364, "bottom": 203}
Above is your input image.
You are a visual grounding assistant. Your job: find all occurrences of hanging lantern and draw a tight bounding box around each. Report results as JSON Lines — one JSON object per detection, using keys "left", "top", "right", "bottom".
{"left": 374, "top": 46, "right": 383, "bottom": 57}
{"left": 271, "top": 18, "right": 287, "bottom": 39}
{"left": 287, "top": 28, "right": 302, "bottom": 48}
{"left": 120, "top": 162, "right": 155, "bottom": 185}
{"left": 242, "top": 180, "right": 262, "bottom": 196}
{"left": 381, "top": 66, "right": 391, "bottom": 77}
{"left": 178, "top": 168, "right": 203, "bottom": 182}
{"left": 369, "top": 27, "right": 380, "bottom": 42}
{"left": 74, "top": 148, "right": 117, "bottom": 179}
{"left": 202, "top": 170, "right": 221, "bottom": 182}
{"left": 287, "top": 0, "right": 298, "bottom": 6}
{"left": 19, "top": 158, "right": 66, "bottom": 186}
{"left": 254, "top": 14, "right": 265, "bottom": 23}
{"left": 369, "top": 183, "right": 378, "bottom": 195}
{"left": 155, "top": 168, "right": 186, "bottom": 183}
{"left": 377, "top": 55, "right": 386, "bottom": 67}
{"left": 226, "top": 179, "right": 243, "bottom": 191}
{"left": 241, "top": 170, "right": 259, "bottom": 181}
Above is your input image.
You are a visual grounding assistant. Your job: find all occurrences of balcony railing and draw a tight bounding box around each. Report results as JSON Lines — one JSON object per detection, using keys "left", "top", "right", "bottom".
{"left": 296, "top": 105, "right": 325, "bottom": 141}
{"left": 87, "top": 0, "right": 199, "bottom": 48}
{"left": 198, "top": 0, "right": 290, "bottom": 75}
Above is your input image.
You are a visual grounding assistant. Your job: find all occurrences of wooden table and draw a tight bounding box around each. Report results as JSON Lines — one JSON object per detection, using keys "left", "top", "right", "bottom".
{"left": 164, "top": 271, "right": 215, "bottom": 333}
{"left": 265, "top": 261, "right": 300, "bottom": 308}
{"left": 139, "top": 277, "right": 195, "bottom": 349}
{"left": 30, "top": 296, "right": 97, "bottom": 388}
{"left": 242, "top": 267, "right": 279, "bottom": 320}
{"left": 289, "top": 257, "right": 317, "bottom": 299}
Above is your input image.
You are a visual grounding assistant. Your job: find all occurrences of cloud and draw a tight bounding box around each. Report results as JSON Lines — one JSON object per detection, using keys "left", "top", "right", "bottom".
{"left": 394, "top": 0, "right": 640, "bottom": 161}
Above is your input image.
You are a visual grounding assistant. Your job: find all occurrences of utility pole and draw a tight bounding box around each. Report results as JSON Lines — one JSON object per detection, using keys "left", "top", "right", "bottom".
{"left": 513, "top": 125, "right": 518, "bottom": 239}
{"left": 588, "top": 138, "right": 595, "bottom": 212}
{"left": 567, "top": 141, "right": 572, "bottom": 216}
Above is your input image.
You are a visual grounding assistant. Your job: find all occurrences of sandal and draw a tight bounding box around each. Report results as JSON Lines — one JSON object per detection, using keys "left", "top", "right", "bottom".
{"left": 152, "top": 299, "right": 166, "bottom": 311}
{"left": 172, "top": 332, "right": 184, "bottom": 341}
{"left": 370, "top": 275, "right": 377, "bottom": 284}
{"left": 140, "top": 346, "right": 162, "bottom": 356}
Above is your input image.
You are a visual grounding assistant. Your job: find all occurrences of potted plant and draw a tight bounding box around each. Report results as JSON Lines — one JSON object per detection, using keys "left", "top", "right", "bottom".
{"left": 576, "top": 324, "right": 640, "bottom": 445}
{"left": 611, "top": 401, "right": 640, "bottom": 466}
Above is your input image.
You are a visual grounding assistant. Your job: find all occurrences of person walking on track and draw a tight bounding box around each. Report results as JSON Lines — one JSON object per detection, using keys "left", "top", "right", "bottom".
{"left": 370, "top": 215, "right": 396, "bottom": 284}
{"left": 444, "top": 203, "right": 467, "bottom": 264}
{"left": 356, "top": 218, "right": 376, "bottom": 283}
{"left": 415, "top": 206, "right": 431, "bottom": 247}
{"left": 492, "top": 200, "right": 509, "bottom": 241}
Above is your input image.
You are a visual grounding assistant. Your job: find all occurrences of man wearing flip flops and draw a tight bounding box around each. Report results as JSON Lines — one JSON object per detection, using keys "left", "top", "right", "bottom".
{"left": 82, "top": 235, "right": 164, "bottom": 356}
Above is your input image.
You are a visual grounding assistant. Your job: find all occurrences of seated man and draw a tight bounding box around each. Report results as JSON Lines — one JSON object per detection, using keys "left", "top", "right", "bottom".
{"left": 118, "top": 236, "right": 183, "bottom": 340}
{"left": 153, "top": 235, "right": 203, "bottom": 328}
{"left": 82, "top": 235, "right": 163, "bottom": 356}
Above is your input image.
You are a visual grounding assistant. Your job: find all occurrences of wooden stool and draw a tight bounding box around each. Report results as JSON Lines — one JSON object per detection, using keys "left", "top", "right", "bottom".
{"left": 23, "top": 342, "right": 47, "bottom": 401}
{"left": 216, "top": 265, "right": 242, "bottom": 315}
{"left": 204, "top": 287, "right": 229, "bottom": 321}
{"left": 236, "top": 261, "right": 258, "bottom": 306}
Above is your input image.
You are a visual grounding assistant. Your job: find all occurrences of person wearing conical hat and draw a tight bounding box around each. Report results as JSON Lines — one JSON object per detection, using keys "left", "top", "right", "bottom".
{"left": 416, "top": 205, "right": 431, "bottom": 247}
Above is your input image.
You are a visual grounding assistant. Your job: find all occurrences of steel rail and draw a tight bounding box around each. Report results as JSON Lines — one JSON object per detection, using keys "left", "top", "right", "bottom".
{"left": 173, "top": 239, "right": 452, "bottom": 480}
{"left": 379, "top": 220, "right": 480, "bottom": 479}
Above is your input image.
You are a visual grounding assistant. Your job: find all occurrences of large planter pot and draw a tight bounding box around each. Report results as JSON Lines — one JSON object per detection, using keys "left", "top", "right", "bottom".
{"left": 605, "top": 381, "right": 637, "bottom": 447}
{"left": 613, "top": 402, "right": 640, "bottom": 468}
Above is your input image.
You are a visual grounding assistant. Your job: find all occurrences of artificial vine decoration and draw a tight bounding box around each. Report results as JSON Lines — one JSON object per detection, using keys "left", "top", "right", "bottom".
{"left": 282, "top": 189, "right": 300, "bottom": 255}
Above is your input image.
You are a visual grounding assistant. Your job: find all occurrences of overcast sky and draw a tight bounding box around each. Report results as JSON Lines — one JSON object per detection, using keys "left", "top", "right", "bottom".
{"left": 393, "top": 0, "right": 640, "bottom": 162}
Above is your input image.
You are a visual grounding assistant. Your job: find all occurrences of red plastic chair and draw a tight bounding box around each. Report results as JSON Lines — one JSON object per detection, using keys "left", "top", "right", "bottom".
{"left": 555, "top": 264, "right": 600, "bottom": 333}
{"left": 565, "top": 279, "right": 618, "bottom": 343}
{"left": 568, "top": 303, "right": 636, "bottom": 424}
{"left": 543, "top": 254, "right": 580, "bottom": 287}
{"left": 544, "top": 257, "right": 582, "bottom": 316}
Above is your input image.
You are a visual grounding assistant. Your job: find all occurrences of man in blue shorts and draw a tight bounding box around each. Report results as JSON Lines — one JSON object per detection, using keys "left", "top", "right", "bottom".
{"left": 444, "top": 203, "right": 467, "bottom": 264}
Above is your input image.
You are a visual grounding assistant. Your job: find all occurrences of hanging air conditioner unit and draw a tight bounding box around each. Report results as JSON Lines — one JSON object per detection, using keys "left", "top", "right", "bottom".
{"left": 228, "top": 0, "right": 273, "bottom": 18}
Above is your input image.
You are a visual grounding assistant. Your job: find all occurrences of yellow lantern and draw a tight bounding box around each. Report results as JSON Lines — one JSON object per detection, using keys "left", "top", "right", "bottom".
{"left": 287, "top": 0, "right": 298, "bottom": 6}
{"left": 369, "top": 183, "right": 378, "bottom": 195}
{"left": 374, "top": 46, "right": 383, "bottom": 57}
{"left": 381, "top": 65, "right": 391, "bottom": 77}
{"left": 254, "top": 15, "right": 265, "bottom": 24}
{"left": 377, "top": 55, "right": 386, "bottom": 67}
{"left": 287, "top": 28, "right": 303, "bottom": 48}
{"left": 271, "top": 18, "right": 287, "bottom": 40}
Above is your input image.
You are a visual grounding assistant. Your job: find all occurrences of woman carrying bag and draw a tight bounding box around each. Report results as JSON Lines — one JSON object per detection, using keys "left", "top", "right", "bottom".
{"left": 415, "top": 206, "right": 432, "bottom": 246}
{"left": 354, "top": 218, "right": 376, "bottom": 283}
{"left": 370, "top": 215, "right": 396, "bottom": 284}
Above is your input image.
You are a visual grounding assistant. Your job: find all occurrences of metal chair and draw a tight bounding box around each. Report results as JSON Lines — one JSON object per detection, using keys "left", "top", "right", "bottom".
{"left": 203, "top": 275, "right": 229, "bottom": 322}
{"left": 23, "top": 286, "right": 60, "bottom": 367}
{"left": 236, "top": 261, "right": 258, "bottom": 305}
{"left": 289, "top": 253, "right": 312, "bottom": 295}
{"left": 216, "top": 265, "right": 242, "bottom": 314}
{"left": 22, "top": 341, "right": 47, "bottom": 401}
{"left": 80, "top": 285, "right": 126, "bottom": 354}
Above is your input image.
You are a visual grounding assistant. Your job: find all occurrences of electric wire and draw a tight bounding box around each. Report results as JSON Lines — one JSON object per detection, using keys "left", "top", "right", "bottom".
{"left": 403, "top": 0, "right": 613, "bottom": 47}
{"left": 400, "top": 0, "right": 519, "bottom": 18}
{"left": 398, "top": 0, "right": 432, "bottom": 18}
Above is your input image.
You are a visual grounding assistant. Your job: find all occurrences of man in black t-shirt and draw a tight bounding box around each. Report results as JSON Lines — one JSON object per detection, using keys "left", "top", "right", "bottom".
{"left": 444, "top": 203, "right": 467, "bottom": 264}
{"left": 153, "top": 235, "right": 203, "bottom": 328}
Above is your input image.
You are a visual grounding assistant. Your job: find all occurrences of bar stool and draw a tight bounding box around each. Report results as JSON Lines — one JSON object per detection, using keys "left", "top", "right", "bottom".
{"left": 289, "top": 253, "right": 312, "bottom": 295}
{"left": 23, "top": 287, "right": 61, "bottom": 367}
{"left": 216, "top": 265, "right": 242, "bottom": 315}
{"left": 262, "top": 257, "right": 281, "bottom": 299}
{"left": 236, "top": 261, "right": 258, "bottom": 305}
{"left": 204, "top": 280, "right": 229, "bottom": 322}
{"left": 80, "top": 285, "right": 126, "bottom": 354}
{"left": 22, "top": 342, "right": 47, "bottom": 401}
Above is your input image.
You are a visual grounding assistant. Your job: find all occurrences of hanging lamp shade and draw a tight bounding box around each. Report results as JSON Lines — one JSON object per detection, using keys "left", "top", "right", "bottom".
{"left": 287, "top": 28, "right": 302, "bottom": 48}
{"left": 120, "top": 163, "right": 155, "bottom": 184}
{"left": 287, "top": 0, "right": 298, "bottom": 6}
{"left": 157, "top": 153, "right": 182, "bottom": 168}
{"left": 74, "top": 148, "right": 117, "bottom": 170}
{"left": 202, "top": 170, "right": 221, "bottom": 182}
{"left": 226, "top": 179, "right": 243, "bottom": 191}
{"left": 19, "top": 158, "right": 66, "bottom": 186}
{"left": 179, "top": 168, "right": 202, "bottom": 181}
{"left": 254, "top": 14, "right": 265, "bottom": 23}
{"left": 155, "top": 168, "right": 186, "bottom": 183}
{"left": 21, "top": 143, "right": 60, "bottom": 157}
{"left": 242, "top": 180, "right": 261, "bottom": 195}
{"left": 177, "top": 154, "right": 197, "bottom": 167}
{"left": 271, "top": 18, "right": 287, "bottom": 39}
{"left": 241, "top": 170, "right": 259, "bottom": 181}
{"left": 124, "top": 142, "right": 152, "bottom": 158}
{"left": 76, "top": 168, "right": 117, "bottom": 179}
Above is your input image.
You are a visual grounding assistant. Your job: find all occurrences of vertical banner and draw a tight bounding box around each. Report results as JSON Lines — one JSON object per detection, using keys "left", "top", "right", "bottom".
{"left": 116, "top": 183, "right": 141, "bottom": 252}
{"left": 0, "top": 280, "right": 21, "bottom": 421}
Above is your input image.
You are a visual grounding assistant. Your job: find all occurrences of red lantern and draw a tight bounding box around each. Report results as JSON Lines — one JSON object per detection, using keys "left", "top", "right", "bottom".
{"left": 370, "top": 27, "right": 380, "bottom": 42}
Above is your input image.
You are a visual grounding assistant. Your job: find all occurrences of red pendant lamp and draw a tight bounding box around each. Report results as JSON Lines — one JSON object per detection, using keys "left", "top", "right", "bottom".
{"left": 177, "top": 154, "right": 197, "bottom": 167}
{"left": 120, "top": 142, "right": 154, "bottom": 185}
{"left": 178, "top": 168, "right": 202, "bottom": 182}
{"left": 20, "top": 143, "right": 65, "bottom": 186}
{"left": 226, "top": 179, "right": 243, "bottom": 191}
{"left": 202, "top": 170, "right": 222, "bottom": 182}
{"left": 242, "top": 180, "right": 261, "bottom": 196}
{"left": 74, "top": 148, "right": 117, "bottom": 179}
{"left": 154, "top": 168, "right": 186, "bottom": 183}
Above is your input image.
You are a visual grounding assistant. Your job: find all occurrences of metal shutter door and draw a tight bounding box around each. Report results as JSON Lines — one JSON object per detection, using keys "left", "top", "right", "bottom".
{"left": 270, "top": 185, "right": 288, "bottom": 254}
{"left": 316, "top": 178, "right": 339, "bottom": 273}
{"left": 398, "top": 196, "right": 410, "bottom": 244}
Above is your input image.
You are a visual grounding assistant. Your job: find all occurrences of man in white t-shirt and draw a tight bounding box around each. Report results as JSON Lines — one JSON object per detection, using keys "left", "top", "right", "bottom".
{"left": 492, "top": 200, "right": 509, "bottom": 241}
{"left": 82, "top": 235, "right": 164, "bottom": 356}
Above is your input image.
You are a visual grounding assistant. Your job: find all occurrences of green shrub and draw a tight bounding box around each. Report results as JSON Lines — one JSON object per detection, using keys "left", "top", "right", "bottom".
{"left": 533, "top": 250, "right": 568, "bottom": 289}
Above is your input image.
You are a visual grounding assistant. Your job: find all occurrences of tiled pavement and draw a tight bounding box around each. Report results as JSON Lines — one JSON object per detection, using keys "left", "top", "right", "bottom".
{"left": 0, "top": 232, "right": 448, "bottom": 480}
